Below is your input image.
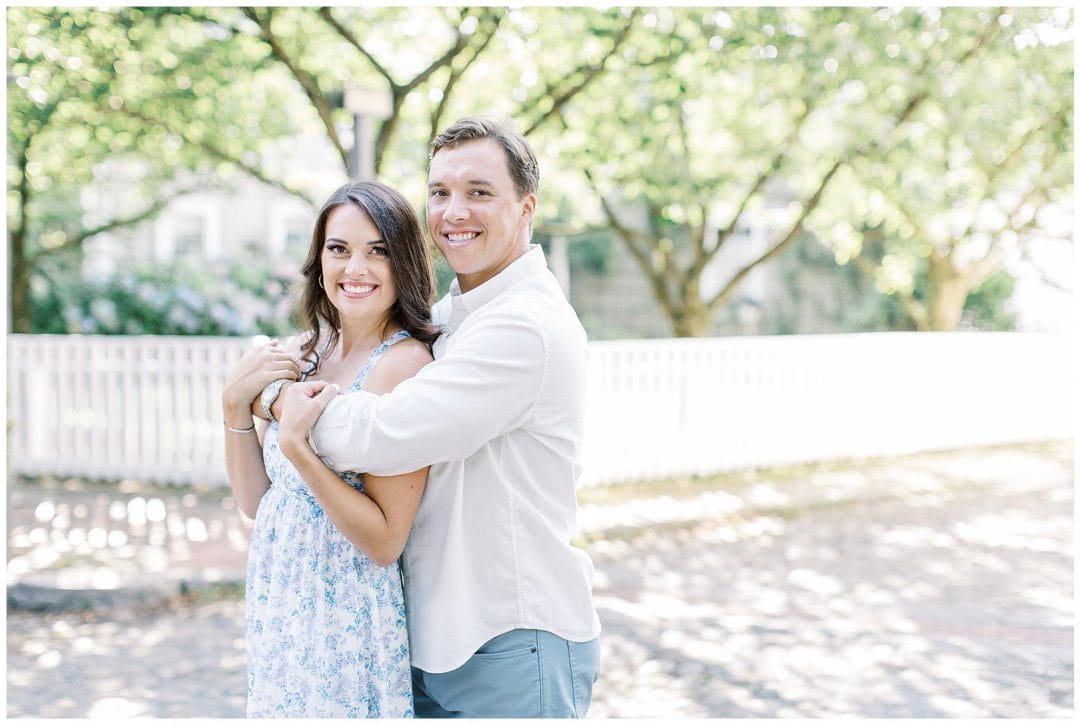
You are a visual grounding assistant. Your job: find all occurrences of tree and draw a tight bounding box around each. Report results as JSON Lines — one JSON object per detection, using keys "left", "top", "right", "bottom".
{"left": 808, "top": 7, "right": 1073, "bottom": 330}
{"left": 6, "top": 7, "right": 302, "bottom": 332}
{"left": 152, "top": 5, "right": 506, "bottom": 178}
{"left": 555, "top": 6, "right": 1048, "bottom": 336}
{"left": 9, "top": 7, "right": 642, "bottom": 333}
{"left": 7, "top": 7, "right": 148, "bottom": 333}
{"left": 149, "top": 7, "right": 638, "bottom": 190}
{"left": 15, "top": 7, "right": 1065, "bottom": 339}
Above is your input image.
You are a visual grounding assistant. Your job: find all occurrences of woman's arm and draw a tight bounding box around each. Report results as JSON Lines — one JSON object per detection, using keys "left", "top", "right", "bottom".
{"left": 277, "top": 340, "right": 434, "bottom": 565}
{"left": 223, "top": 419, "right": 271, "bottom": 521}
{"left": 279, "top": 429, "right": 427, "bottom": 566}
{"left": 222, "top": 339, "right": 301, "bottom": 518}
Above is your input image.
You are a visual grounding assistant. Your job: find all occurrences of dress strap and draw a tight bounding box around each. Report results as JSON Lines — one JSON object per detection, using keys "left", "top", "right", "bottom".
{"left": 348, "top": 330, "right": 413, "bottom": 392}
{"left": 381, "top": 329, "right": 413, "bottom": 348}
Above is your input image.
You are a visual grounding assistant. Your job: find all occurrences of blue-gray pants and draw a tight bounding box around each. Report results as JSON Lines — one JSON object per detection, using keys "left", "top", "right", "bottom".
{"left": 412, "top": 629, "right": 602, "bottom": 718}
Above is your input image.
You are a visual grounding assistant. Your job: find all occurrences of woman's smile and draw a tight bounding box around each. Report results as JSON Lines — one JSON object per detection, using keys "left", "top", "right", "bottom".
{"left": 339, "top": 281, "right": 379, "bottom": 298}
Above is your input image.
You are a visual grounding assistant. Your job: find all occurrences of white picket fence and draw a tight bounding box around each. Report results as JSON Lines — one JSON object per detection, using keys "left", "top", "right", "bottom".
{"left": 6, "top": 332, "right": 1074, "bottom": 487}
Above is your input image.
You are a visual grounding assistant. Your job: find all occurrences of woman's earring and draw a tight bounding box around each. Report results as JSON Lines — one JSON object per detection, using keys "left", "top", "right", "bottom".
{"left": 318, "top": 276, "right": 324, "bottom": 290}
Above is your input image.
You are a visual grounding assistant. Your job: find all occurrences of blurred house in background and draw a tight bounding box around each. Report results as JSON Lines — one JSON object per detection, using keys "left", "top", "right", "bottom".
{"left": 74, "top": 155, "right": 1072, "bottom": 340}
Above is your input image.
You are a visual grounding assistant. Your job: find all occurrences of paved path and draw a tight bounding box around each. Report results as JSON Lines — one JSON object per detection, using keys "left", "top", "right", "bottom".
{"left": 6, "top": 441, "right": 1073, "bottom": 717}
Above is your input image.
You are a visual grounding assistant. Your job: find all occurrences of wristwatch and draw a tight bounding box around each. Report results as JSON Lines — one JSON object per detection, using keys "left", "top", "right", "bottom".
{"left": 259, "top": 378, "right": 289, "bottom": 422}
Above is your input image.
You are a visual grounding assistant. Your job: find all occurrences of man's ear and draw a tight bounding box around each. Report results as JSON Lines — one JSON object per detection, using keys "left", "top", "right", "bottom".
{"left": 520, "top": 192, "right": 537, "bottom": 222}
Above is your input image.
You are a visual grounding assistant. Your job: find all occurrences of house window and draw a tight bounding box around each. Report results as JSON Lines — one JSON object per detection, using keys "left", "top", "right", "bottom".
{"left": 173, "top": 215, "right": 205, "bottom": 257}
{"left": 285, "top": 217, "right": 312, "bottom": 254}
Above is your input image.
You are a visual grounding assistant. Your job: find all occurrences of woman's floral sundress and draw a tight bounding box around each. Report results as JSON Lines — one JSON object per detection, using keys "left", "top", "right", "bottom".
{"left": 246, "top": 331, "right": 414, "bottom": 718}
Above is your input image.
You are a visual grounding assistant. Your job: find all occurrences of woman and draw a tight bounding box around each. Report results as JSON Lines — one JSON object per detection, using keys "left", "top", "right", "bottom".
{"left": 221, "top": 181, "right": 438, "bottom": 717}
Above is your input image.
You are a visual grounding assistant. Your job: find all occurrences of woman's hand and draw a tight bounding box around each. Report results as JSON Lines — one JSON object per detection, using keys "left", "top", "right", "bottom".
{"left": 222, "top": 339, "right": 301, "bottom": 426}
{"left": 277, "top": 380, "right": 339, "bottom": 460}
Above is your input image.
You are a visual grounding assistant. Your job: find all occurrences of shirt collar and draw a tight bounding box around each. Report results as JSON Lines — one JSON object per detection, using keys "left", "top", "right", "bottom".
{"left": 449, "top": 245, "right": 547, "bottom": 315}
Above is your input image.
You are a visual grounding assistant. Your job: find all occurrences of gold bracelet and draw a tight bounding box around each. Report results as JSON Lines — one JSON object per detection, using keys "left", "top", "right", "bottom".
{"left": 225, "top": 420, "right": 257, "bottom": 434}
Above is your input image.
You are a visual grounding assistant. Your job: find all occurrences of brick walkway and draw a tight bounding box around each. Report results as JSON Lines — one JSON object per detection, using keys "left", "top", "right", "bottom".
{"left": 6, "top": 440, "right": 1074, "bottom": 717}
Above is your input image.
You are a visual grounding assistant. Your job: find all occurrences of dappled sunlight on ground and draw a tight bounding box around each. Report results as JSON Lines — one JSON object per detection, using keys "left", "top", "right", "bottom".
{"left": 586, "top": 454, "right": 1073, "bottom": 717}
{"left": 6, "top": 600, "right": 248, "bottom": 718}
{"left": 7, "top": 480, "right": 253, "bottom": 595}
{"left": 6, "top": 442, "right": 1073, "bottom": 717}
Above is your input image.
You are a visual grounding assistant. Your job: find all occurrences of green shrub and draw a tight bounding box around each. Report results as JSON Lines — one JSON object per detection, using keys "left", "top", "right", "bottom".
{"left": 30, "top": 258, "right": 301, "bottom": 336}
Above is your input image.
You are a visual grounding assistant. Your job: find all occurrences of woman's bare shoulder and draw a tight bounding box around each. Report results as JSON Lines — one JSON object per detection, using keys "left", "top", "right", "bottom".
{"left": 363, "top": 337, "right": 433, "bottom": 394}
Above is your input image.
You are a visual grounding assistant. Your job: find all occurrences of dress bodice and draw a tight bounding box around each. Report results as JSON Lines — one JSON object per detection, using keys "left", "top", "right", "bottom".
{"left": 262, "top": 330, "right": 412, "bottom": 506}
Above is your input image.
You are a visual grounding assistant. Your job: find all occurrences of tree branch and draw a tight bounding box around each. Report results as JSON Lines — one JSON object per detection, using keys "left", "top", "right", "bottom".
{"left": 374, "top": 8, "right": 505, "bottom": 170}
{"left": 855, "top": 8, "right": 1004, "bottom": 165}
{"left": 149, "top": 7, "right": 246, "bottom": 36}
{"left": 967, "top": 99, "right": 1070, "bottom": 210}
{"left": 850, "top": 254, "right": 927, "bottom": 329}
{"left": 583, "top": 168, "right": 678, "bottom": 316}
{"left": 522, "top": 9, "right": 640, "bottom": 135}
{"left": 706, "top": 159, "right": 844, "bottom": 311}
{"left": 584, "top": 174, "right": 655, "bottom": 263}
{"left": 10, "top": 138, "right": 32, "bottom": 255}
{"left": 403, "top": 7, "right": 479, "bottom": 94}
{"left": 243, "top": 7, "right": 349, "bottom": 171}
{"left": 119, "top": 108, "right": 320, "bottom": 205}
{"left": 430, "top": 9, "right": 504, "bottom": 139}
{"left": 317, "top": 6, "right": 398, "bottom": 89}
{"left": 321, "top": 7, "right": 505, "bottom": 172}
{"left": 645, "top": 198, "right": 685, "bottom": 296}
{"left": 705, "top": 96, "right": 820, "bottom": 269}
{"left": 30, "top": 188, "right": 197, "bottom": 261}
{"left": 955, "top": 7, "right": 1006, "bottom": 65}
{"left": 1016, "top": 240, "right": 1073, "bottom": 293}
{"left": 857, "top": 165, "right": 946, "bottom": 256}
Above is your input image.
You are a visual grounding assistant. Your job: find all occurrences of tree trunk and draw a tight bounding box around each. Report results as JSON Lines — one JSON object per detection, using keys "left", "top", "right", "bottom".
{"left": 671, "top": 314, "right": 709, "bottom": 337}
{"left": 10, "top": 142, "right": 32, "bottom": 333}
{"left": 9, "top": 228, "right": 31, "bottom": 333}
{"left": 663, "top": 268, "right": 710, "bottom": 337}
{"left": 924, "top": 255, "right": 972, "bottom": 331}
{"left": 671, "top": 298, "right": 710, "bottom": 337}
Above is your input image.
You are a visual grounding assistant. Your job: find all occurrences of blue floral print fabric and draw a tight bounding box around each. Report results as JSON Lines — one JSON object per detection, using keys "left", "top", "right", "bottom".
{"left": 246, "top": 331, "right": 414, "bottom": 718}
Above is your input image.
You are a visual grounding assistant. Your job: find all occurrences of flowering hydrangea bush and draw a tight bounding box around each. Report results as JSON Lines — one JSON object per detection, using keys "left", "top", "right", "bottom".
{"left": 31, "top": 259, "right": 301, "bottom": 336}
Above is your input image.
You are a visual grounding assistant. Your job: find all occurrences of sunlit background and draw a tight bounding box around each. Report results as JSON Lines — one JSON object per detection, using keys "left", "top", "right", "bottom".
{"left": 6, "top": 5, "right": 1074, "bottom": 719}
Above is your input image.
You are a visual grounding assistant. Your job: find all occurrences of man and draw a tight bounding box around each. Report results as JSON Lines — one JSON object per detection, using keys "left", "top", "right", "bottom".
{"left": 272, "top": 116, "right": 601, "bottom": 717}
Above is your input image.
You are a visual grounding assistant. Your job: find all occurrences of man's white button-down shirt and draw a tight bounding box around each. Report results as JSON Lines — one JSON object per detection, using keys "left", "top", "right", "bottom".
{"left": 310, "top": 246, "right": 601, "bottom": 673}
